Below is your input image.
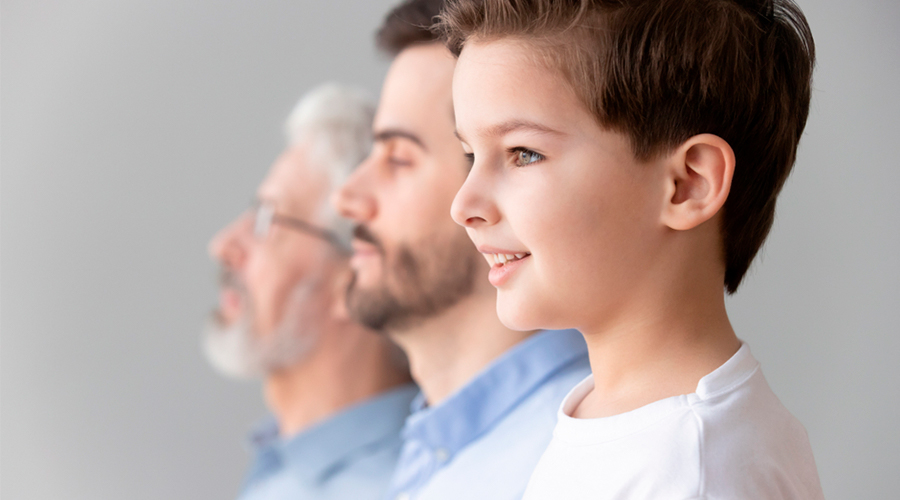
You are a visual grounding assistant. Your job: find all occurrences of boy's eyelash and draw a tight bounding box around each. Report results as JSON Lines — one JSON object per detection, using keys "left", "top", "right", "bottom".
{"left": 508, "top": 147, "right": 545, "bottom": 166}
{"left": 463, "top": 148, "right": 545, "bottom": 166}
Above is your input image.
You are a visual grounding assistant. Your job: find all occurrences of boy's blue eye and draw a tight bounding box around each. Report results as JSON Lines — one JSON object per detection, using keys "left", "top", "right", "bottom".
{"left": 512, "top": 148, "right": 544, "bottom": 167}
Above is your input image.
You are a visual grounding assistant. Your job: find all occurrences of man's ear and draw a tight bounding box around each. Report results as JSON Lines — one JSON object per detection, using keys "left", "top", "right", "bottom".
{"left": 329, "top": 266, "right": 353, "bottom": 321}
{"left": 660, "top": 134, "right": 734, "bottom": 231}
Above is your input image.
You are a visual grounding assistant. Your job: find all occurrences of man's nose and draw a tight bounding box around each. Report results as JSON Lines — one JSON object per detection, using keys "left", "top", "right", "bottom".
{"left": 332, "top": 157, "right": 378, "bottom": 223}
{"left": 208, "top": 214, "right": 249, "bottom": 269}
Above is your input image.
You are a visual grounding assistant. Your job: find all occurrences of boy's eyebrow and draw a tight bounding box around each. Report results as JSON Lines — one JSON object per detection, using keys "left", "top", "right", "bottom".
{"left": 456, "top": 119, "right": 565, "bottom": 143}
{"left": 373, "top": 128, "right": 428, "bottom": 152}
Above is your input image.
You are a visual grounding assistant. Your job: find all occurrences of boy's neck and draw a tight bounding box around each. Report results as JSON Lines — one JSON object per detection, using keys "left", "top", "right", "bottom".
{"left": 574, "top": 247, "right": 741, "bottom": 419}
{"left": 388, "top": 288, "right": 533, "bottom": 407}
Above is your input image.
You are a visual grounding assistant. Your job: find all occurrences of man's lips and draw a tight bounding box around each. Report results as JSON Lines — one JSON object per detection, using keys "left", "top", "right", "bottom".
{"left": 218, "top": 287, "right": 243, "bottom": 324}
{"left": 349, "top": 238, "right": 384, "bottom": 272}
{"left": 350, "top": 238, "right": 383, "bottom": 261}
{"left": 351, "top": 239, "right": 381, "bottom": 255}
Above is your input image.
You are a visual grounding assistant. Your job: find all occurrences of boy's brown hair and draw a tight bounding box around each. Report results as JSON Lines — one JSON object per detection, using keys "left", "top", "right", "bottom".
{"left": 438, "top": 0, "right": 815, "bottom": 293}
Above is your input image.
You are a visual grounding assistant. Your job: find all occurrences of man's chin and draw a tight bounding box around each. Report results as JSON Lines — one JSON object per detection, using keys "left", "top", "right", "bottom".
{"left": 347, "top": 266, "right": 385, "bottom": 293}
{"left": 345, "top": 284, "right": 399, "bottom": 332}
{"left": 202, "top": 300, "right": 320, "bottom": 380}
{"left": 202, "top": 314, "right": 264, "bottom": 379}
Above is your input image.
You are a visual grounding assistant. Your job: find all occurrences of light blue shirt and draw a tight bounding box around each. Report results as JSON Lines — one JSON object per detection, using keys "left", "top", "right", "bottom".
{"left": 384, "top": 329, "right": 590, "bottom": 500}
{"left": 239, "top": 384, "right": 418, "bottom": 500}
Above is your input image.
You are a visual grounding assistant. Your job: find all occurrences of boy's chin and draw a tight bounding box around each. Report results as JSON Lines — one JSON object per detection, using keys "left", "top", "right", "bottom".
{"left": 496, "top": 290, "right": 566, "bottom": 332}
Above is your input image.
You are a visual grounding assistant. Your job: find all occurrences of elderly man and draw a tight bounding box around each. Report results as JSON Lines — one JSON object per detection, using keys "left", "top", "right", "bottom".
{"left": 205, "top": 83, "right": 415, "bottom": 500}
{"left": 331, "top": 2, "right": 591, "bottom": 499}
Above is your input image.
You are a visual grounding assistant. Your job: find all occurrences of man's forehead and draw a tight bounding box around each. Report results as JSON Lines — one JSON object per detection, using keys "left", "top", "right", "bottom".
{"left": 376, "top": 45, "right": 457, "bottom": 151}
{"left": 380, "top": 45, "right": 454, "bottom": 110}
{"left": 257, "top": 146, "right": 328, "bottom": 213}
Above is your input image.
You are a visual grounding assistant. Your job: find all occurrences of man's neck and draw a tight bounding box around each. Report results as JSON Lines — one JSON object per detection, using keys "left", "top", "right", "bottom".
{"left": 264, "top": 321, "right": 410, "bottom": 437}
{"left": 389, "top": 289, "right": 533, "bottom": 406}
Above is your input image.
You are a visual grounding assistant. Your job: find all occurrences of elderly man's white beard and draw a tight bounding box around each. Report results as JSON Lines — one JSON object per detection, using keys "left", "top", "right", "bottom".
{"left": 203, "top": 275, "right": 326, "bottom": 379}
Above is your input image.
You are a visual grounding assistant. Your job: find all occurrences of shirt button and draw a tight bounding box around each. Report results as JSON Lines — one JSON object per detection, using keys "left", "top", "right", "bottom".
{"left": 434, "top": 448, "right": 449, "bottom": 463}
{"left": 395, "top": 494, "right": 411, "bottom": 500}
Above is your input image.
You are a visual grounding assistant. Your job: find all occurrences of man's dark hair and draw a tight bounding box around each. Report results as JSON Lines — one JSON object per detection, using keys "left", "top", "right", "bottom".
{"left": 439, "top": 0, "right": 815, "bottom": 293}
{"left": 377, "top": 0, "right": 447, "bottom": 55}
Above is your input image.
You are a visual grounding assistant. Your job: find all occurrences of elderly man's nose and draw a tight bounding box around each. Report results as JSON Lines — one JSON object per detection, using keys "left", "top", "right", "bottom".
{"left": 209, "top": 216, "right": 249, "bottom": 268}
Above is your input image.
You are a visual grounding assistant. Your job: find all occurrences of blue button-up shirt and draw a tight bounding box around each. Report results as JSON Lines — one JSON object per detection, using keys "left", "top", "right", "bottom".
{"left": 384, "top": 329, "right": 590, "bottom": 500}
{"left": 239, "top": 384, "right": 418, "bottom": 500}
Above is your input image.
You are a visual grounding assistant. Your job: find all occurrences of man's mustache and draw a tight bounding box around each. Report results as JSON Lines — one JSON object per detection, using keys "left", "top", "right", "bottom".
{"left": 352, "top": 225, "right": 385, "bottom": 254}
{"left": 218, "top": 268, "right": 247, "bottom": 291}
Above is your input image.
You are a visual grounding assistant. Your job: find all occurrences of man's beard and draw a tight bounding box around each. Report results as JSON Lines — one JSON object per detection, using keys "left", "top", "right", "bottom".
{"left": 202, "top": 270, "right": 326, "bottom": 379}
{"left": 346, "top": 224, "right": 482, "bottom": 332}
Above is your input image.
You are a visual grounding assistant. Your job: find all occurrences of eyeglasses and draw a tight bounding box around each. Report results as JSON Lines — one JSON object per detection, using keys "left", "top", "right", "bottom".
{"left": 251, "top": 201, "right": 347, "bottom": 251}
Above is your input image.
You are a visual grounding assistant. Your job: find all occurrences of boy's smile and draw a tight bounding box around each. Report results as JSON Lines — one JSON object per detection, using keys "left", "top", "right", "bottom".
{"left": 477, "top": 245, "right": 532, "bottom": 287}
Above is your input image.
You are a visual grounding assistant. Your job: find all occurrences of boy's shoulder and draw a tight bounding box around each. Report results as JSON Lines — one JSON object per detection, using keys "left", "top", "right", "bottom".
{"left": 524, "top": 344, "right": 824, "bottom": 500}
{"left": 691, "top": 347, "right": 824, "bottom": 499}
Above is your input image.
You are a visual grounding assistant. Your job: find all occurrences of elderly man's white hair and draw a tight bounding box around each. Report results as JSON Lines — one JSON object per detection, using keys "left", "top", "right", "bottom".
{"left": 284, "top": 83, "right": 375, "bottom": 248}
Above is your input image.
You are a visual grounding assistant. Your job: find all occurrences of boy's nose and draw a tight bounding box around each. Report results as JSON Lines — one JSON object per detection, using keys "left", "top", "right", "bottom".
{"left": 451, "top": 167, "right": 500, "bottom": 228}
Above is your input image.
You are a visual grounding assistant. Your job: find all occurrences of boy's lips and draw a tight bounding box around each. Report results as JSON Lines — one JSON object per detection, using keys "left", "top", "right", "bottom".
{"left": 477, "top": 246, "right": 532, "bottom": 287}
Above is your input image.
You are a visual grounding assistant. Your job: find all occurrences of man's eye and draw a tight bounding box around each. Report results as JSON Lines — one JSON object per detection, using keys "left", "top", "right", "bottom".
{"left": 464, "top": 152, "right": 475, "bottom": 164}
{"left": 511, "top": 148, "right": 544, "bottom": 167}
{"left": 388, "top": 156, "right": 413, "bottom": 167}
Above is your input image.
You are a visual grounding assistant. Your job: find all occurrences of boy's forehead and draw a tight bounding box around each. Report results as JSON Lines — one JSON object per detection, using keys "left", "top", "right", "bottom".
{"left": 453, "top": 39, "right": 589, "bottom": 140}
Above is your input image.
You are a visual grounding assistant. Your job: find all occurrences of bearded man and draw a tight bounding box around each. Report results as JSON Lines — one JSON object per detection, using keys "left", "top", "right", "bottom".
{"left": 331, "top": 2, "right": 592, "bottom": 499}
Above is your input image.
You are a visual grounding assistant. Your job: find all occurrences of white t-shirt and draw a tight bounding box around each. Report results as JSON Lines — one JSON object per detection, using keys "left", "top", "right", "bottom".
{"left": 523, "top": 343, "right": 824, "bottom": 500}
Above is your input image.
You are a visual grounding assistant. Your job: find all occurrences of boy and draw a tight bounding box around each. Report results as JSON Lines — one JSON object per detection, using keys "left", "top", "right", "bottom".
{"left": 441, "top": 0, "right": 824, "bottom": 498}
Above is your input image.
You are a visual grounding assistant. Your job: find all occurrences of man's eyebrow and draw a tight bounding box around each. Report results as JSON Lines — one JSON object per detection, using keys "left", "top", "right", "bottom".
{"left": 456, "top": 120, "right": 564, "bottom": 143}
{"left": 373, "top": 129, "right": 427, "bottom": 152}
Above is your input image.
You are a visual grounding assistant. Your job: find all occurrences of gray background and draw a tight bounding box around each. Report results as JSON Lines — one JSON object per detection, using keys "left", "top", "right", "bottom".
{"left": 1, "top": 0, "right": 897, "bottom": 498}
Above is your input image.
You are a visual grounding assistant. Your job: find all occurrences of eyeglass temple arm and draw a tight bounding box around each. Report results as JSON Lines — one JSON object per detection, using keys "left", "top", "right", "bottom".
{"left": 272, "top": 215, "right": 351, "bottom": 253}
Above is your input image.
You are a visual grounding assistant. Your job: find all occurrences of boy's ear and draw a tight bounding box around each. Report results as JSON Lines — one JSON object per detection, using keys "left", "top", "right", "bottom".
{"left": 660, "top": 134, "right": 734, "bottom": 231}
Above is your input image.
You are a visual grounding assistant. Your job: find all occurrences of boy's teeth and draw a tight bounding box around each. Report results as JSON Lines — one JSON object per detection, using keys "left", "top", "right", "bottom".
{"left": 488, "top": 252, "right": 529, "bottom": 266}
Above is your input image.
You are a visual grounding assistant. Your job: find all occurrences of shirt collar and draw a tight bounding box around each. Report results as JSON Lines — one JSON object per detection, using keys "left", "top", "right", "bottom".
{"left": 249, "top": 383, "right": 418, "bottom": 484}
{"left": 402, "top": 329, "right": 587, "bottom": 459}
